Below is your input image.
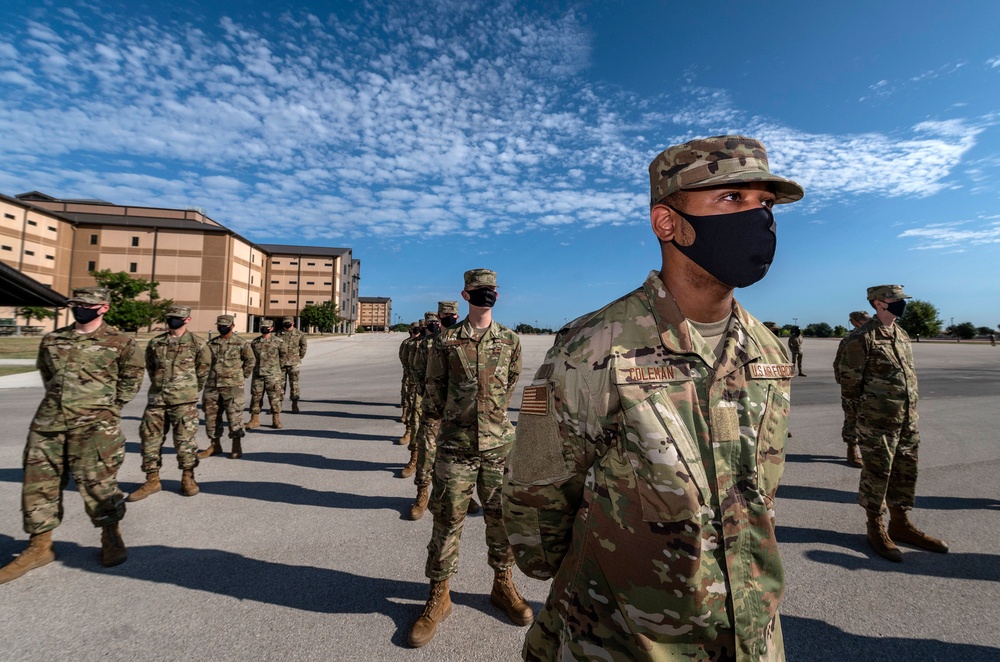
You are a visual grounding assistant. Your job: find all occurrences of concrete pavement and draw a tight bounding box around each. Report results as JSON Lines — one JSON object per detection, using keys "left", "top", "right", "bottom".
{"left": 0, "top": 334, "right": 997, "bottom": 661}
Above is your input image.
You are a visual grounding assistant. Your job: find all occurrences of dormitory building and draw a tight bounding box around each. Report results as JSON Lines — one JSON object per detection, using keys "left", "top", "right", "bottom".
{"left": 0, "top": 191, "right": 361, "bottom": 334}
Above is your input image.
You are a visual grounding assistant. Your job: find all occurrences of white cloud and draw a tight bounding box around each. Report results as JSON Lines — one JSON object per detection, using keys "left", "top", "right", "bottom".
{"left": 898, "top": 216, "right": 1000, "bottom": 250}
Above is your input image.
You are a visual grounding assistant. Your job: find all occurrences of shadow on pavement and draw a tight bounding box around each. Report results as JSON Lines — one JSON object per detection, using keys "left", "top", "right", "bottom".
{"left": 295, "top": 409, "right": 402, "bottom": 422}
{"left": 783, "top": 615, "right": 1000, "bottom": 661}
{"left": 784, "top": 452, "right": 850, "bottom": 466}
{"left": 776, "top": 525, "right": 861, "bottom": 551}
{"left": 776, "top": 484, "right": 856, "bottom": 504}
{"left": 0, "top": 468, "right": 22, "bottom": 483}
{"left": 239, "top": 450, "right": 398, "bottom": 474}
{"left": 309, "top": 399, "right": 398, "bottom": 408}
{"left": 201, "top": 479, "right": 412, "bottom": 512}
{"left": 248, "top": 428, "right": 397, "bottom": 443}
{"left": 778, "top": 484, "right": 1000, "bottom": 511}
{"left": 805, "top": 549, "right": 1000, "bottom": 582}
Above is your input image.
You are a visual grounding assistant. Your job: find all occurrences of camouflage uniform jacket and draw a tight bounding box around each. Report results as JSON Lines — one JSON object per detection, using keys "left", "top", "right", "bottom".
{"left": 277, "top": 328, "right": 307, "bottom": 368}
{"left": 423, "top": 319, "right": 521, "bottom": 452}
{"left": 251, "top": 335, "right": 287, "bottom": 378}
{"left": 207, "top": 333, "right": 256, "bottom": 388}
{"left": 399, "top": 336, "right": 416, "bottom": 389}
{"left": 503, "top": 271, "right": 792, "bottom": 661}
{"left": 787, "top": 334, "right": 803, "bottom": 353}
{"left": 145, "top": 330, "right": 212, "bottom": 406}
{"left": 410, "top": 331, "right": 441, "bottom": 396}
{"left": 836, "top": 317, "right": 917, "bottom": 425}
{"left": 832, "top": 326, "right": 865, "bottom": 385}
{"left": 31, "top": 322, "right": 145, "bottom": 432}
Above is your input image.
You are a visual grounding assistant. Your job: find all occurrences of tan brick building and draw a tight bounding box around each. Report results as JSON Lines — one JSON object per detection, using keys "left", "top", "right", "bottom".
{"left": 0, "top": 192, "right": 358, "bottom": 334}
{"left": 358, "top": 297, "right": 392, "bottom": 332}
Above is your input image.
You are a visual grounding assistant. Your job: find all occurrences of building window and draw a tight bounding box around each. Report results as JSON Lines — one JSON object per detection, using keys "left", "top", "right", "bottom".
{"left": 342, "top": 283, "right": 346, "bottom": 293}
{"left": 250, "top": 297, "right": 254, "bottom": 305}
{"left": 289, "top": 280, "right": 297, "bottom": 285}
{"left": 288, "top": 300, "right": 295, "bottom": 304}
{"left": 251, "top": 255, "right": 255, "bottom": 263}
{"left": 307, "top": 262, "right": 315, "bottom": 266}
{"left": 131, "top": 236, "right": 139, "bottom": 247}
{"left": 306, "top": 300, "right": 314, "bottom": 304}
{"left": 27, "top": 220, "right": 37, "bottom": 226}
{"left": 48, "top": 226, "right": 57, "bottom": 232}
{"left": 324, "top": 263, "right": 332, "bottom": 267}
{"left": 271, "top": 280, "right": 278, "bottom": 284}
{"left": 87, "top": 261, "right": 96, "bottom": 271}
{"left": 270, "top": 300, "right": 278, "bottom": 304}
{"left": 272, "top": 260, "right": 280, "bottom": 264}
{"left": 306, "top": 281, "right": 314, "bottom": 285}
{"left": 24, "top": 250, "right": 34, "bottom": 256}
{"left": 90, "top": 234, "right": 98, "bottom": 245}
{"left": 324, "top": 282, "right": 331, "bottom": 286}
{"left": 251, "top": 275, "right": 254, "bottom": 284}
{"left": 290, "top": 261, "right": 298, "bottom": 265}
{"left": 3, "top": 213, "right": 13, "bottom": 220}
{"left": 1, "top": 245, "right": 11, "bottom": 251}
{"left": 45, "top": 255, "right": 54, "bottom": 260}
{"left": 129, "top": 263, "right": 137, "bottom": 273}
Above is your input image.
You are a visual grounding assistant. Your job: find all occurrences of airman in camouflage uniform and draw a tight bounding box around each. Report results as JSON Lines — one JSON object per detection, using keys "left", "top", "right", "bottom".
{"left": 198, "top": 314, "right": 256, "bottom": 460}
{"left": 247, "top": 319, "right": 287, "bottom": 430}
{"left": 400, "top": 312, "right": 439, "bottom": 480}
{"left": 398, "top": 322, "right": 421, "bottom": 431}
{"left": 836, "top": 285, "right": 948, "bottom": 562}
{"left": 407, "top": 269, "right": 529, "bottom": 648}
{"left": 398, "top": 320, "right": 427, "bottom": 448}
{"left": 504, "top": 136, "right": 804, "bottom": 661}
{"left": 0, "top": 287, "right": 144, "bottom": 584}
{"left": 833, "top": 311, "right": 870, "bottom": 467}
{"left": 277, "top": 316, "right": 308, "bottom": 412}
{"left": 130, "top": 305, "right": 212, "bottom": 501}
{"left": 787, "top": 326, "right": 806, "bottom": 376}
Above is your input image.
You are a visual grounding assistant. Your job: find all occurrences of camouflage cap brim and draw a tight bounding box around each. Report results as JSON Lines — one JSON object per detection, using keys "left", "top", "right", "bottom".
{"left": 677, "top": 170, "right": 804, "bottom": 204}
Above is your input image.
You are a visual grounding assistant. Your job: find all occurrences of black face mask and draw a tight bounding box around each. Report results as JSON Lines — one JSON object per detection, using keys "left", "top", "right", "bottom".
{"left": 71, "top": 307, "right": 101, "bottom": 324}
{"left": 167, "top": 318, "right": 186, "bottom": 330}
{"left": 261, "top": 327, "right": 273, "bottom": 334}
{"left": 669, "top": 205, "right": 776, "bottom": 288}
{"left": 467, "top": 288, "right": 497, "bottom": 308}
{"left": 217, "top": 325, "right": 233, "bottom": 335}
{"left": 886, "top": 300, "right": 907, "bottom": 318}
{"left": 283, "top": 322, "right": 293, "bottom": 329}
{"left": 440, "top": 315, "right": 459, "bottom": 328}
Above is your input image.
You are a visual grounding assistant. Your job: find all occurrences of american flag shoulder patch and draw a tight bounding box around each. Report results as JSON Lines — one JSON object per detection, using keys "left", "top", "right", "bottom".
{"left": 520, "top": 385, "right": 549, "bottom": 416}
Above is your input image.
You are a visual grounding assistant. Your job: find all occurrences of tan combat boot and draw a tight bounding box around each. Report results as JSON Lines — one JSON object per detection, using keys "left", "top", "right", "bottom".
{"left": 407, "top": 579, "right": 452, "bottom": 648}
{"left": 100, "top": 524, "right": 128, "bottom": 567}
{"left": 246, "top": 413, "right": 260, "bottom": 429}
{"left": 197, "top": 438, "right": 223, "bottom": 459}
{"left": 888, "top": 506, "right": 949, "bottom": 553}
{"left": 490, "top": 567, "right": 534, "bottom": 626}
{"left": 866, "top": 511, "right": 902, "bottom": 562}
{"left": 397, "top": 429, "right": 411, "bottom": 446}
{"left": 847, "top": 443, "right": 863, "bottom": 468}
{"left": 272, "top": 412, "right": 283, "bottom": 429}
{"left": 0, "top": 531, "right": 55, "bottom": 584}
{"left": 400, "top": 448, "right": 418, "bottom": 478}
{"left": 467, "top": 499, "right": 481, "bottom": 515}
{"left": 231, "top": 436, "right": 244, "bottom": 460}
{"left": 180, "top": 469, "right": 200, "bottom": 497}
{"left": 409, "top": 485, "right": 430, "bottom": 521}
{"left": 291, "top": 400, "right": 300, "bottom": 413}
{"left": 127, "top": 472, "right": 161, "bottom": 502}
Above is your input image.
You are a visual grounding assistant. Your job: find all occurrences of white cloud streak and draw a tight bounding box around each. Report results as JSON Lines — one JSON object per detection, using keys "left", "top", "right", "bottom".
{"left": 898, "top": 216, "right": 1000, "bottom": 251}
{"left": 0, "top": 1, "right": 991, "bottom": 241}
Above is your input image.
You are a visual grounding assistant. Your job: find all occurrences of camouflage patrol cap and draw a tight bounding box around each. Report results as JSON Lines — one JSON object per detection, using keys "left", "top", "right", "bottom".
{"left": 166, "top": 305, "right": 191, "bottom": 318}
{"left": 260, "top": 319, "right": 274, "bottom": 328}
{"left": 216, "top": 314, "right": 235, "bottom": 325}
{"left": 849, "top": 310, "right": 870, "bottom": 324}
{"left": 464, "top": 269, "right": 497, "bottom": 289}
{"left": 424, "top": 311, "right": 439, "bottom": 322}
{"left": 867, "top": 284, "right": 912, "bottom": 301}
{"left": 67, "top": 286, "right": 111, "bottom": 305}
{"left": 438, "top": 301, "right": 459, "bottom": 315}
{"left": 409, "top": 321, "right": 420, "bottom": 331}
{"left": 649, "top": 135, "right": 804, "bottom": 206}
{"left": 418, "top": 319, "right": 426, "bottom": 329}
{"left": 282, "top": 316, "right": 294, "bottom": 323}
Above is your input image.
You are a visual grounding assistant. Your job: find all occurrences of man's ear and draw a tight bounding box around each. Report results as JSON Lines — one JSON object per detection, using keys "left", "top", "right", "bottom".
{"left": 461, "top": 290, "right": 470, "bottom": 302}
{"left": 650, "top": 205, "right": 675, "bottom": 242}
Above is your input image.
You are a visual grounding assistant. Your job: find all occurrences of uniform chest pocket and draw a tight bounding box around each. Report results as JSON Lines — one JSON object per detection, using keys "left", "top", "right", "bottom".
{"left": 754, "top": 384, "right": 789, "bottom": 502}
{"left": 619, "top": 390, "right": 709, "bottom": 523}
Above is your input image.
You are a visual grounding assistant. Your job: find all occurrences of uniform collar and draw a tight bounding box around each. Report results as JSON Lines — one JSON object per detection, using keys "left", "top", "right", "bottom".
{"left": 454, "top": 317, "right": 496, "bottom": 341}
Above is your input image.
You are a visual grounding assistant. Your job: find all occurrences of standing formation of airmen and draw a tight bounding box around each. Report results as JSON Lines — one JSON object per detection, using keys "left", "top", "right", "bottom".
{"left": 0, "top": 133, "right": 962, "bottom": 659}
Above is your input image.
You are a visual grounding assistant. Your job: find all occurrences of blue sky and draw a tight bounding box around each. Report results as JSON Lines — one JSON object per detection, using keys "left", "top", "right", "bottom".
{"left": 1, "top": 0, "right": 998, "bottom": 330}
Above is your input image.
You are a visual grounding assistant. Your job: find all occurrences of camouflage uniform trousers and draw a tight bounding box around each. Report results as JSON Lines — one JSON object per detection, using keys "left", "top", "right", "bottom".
{"left": 425, "top": 445, "right": 515, "bottom": 581}
{"left": 139, "top": 402, "right": 201, "bottom": 473}
{"left": 250, "top": 374, "right": 284, "bottom": 415}
{"left": 282, "top": 366, "right": 301, "bottom": 401}
{"left": 414, "top": 417, "right": 439, "bottom": 488}
{"left": 840, "top": 397, "right": 860, "bottom": 445}
{"left": 856, "top": 408, "right": 919, "bottom": 513}
{"left": 204, "top": 386, "right": 246, "bottom": 442}
{"left": 406, "top": 391, "right": 423, "bottom": 453}
{"left": 790, "top": 348, "right": 804, "bottom": 373}
{"left": 22, "top": 418, "right": 127, "bottom": 534}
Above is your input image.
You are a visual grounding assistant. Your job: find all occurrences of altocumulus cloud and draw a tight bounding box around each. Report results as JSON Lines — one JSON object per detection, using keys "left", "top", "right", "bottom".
{"left": 0, "top": 0, "right": 987, "bottom": 240}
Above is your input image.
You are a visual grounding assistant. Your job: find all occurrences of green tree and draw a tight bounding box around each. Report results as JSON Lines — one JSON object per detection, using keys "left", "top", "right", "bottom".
{"left": 299, "top": 300, "right": 341, "bottom": 333}
{"left": 976, "top": 326, "right": 993, "bottom": 336}
{"left": 90, "top": 269, "right": 172, "bottom": 332}
{"left": 897, "top": 299, "right": 942, "bottom": 339}
{"left": 833, "top": 325, "right": 848, "bottom": 337}
{"left": 804, "top": 322, "right": 833, "bottom": 338}
{"left": 391, "top": 323, "right": 410, "bottom": 332}
{"left": 16, "top": 306, "right": 56, "bottom": 326}
{"left": 951, "top": 321, "right": 977, "bottom": 340}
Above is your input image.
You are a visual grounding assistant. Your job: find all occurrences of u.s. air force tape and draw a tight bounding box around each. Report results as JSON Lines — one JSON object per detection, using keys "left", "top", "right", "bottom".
{"left": 748, "top": 363, "right": 794, "bottom": 379}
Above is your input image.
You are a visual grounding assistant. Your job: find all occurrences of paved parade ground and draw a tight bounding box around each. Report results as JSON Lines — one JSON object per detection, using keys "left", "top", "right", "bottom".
{"left": 0, "top": 333, "right": 998, "bottom": 661}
